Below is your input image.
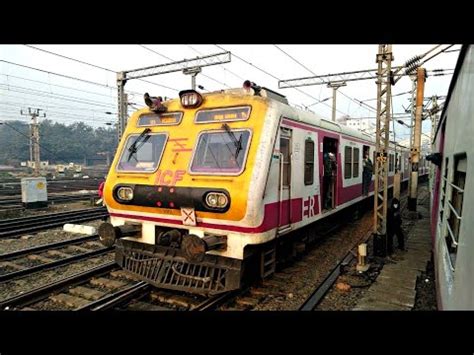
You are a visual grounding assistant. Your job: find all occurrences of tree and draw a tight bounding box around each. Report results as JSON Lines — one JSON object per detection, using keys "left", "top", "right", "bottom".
{"left": 0, "top": 120, "right": 117, "bottom": 165}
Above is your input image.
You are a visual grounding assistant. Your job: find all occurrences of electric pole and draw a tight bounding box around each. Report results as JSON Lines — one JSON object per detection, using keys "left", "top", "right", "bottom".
{"left": 21, "top": 108, "right": 46, "bottom": 177}
{"left": 408, "top": 67, "right": 426, "bottom": 212}
{"left": 407, "top": 74, "right": 417, "bottom": 196}
{"left": 327, "top": 82, "right": 347, "bottom": 122}
{"left": 372, "top": 45, "right": 393, "bottom": 256}
{"left": 116, "top": 51, "right": 231, "bottom": 141}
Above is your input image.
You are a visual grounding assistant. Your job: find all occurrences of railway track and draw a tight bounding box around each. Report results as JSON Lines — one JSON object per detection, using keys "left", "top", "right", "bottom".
{"left": 0, "top": 179, "right": 100, "bottom": 197}
{"left": 0, "top": 193, "right": 99, "bottom": 210}
{"left": 297, "top": 188, "right": 421, "bottom": 311}
{"left": 0, "top": 207, "right": 108, "bottom": 239}
{"left": 0, "top": 236, "right": 113, "bottom": 282}
{"left": 0, "top": 261, "right": 236, "bottom": 311}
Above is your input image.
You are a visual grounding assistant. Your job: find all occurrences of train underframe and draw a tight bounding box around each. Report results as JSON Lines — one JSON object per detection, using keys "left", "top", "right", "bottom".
{"left": 113, "top": 196, "right": 376, "bottom": 295}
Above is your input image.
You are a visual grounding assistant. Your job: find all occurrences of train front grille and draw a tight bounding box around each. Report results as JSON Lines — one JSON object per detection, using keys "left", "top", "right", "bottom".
{"left": 116, "top": 239, "right": 242, "bottom": 295}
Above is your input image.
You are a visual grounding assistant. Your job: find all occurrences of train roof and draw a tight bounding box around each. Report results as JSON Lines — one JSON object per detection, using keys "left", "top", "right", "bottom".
{"left": 161, "top": 87, "right": 407, "bottom": 150}
{"left": 435, "top": 44, "right": 470, "bottom": 141}
{"left": 218, "top": 87, "right": 407, "bottom": 150}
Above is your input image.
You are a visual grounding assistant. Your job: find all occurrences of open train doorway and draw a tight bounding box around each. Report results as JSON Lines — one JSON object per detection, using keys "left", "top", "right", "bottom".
{"left": 322, "top": 137, "right": 338, "bottom": 211}
{"left": 362, "top": 145, "right": 372, "bottom": 196}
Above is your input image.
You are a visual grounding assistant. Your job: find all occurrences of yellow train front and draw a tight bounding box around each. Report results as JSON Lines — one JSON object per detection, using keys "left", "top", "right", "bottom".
{"left": 100, "top": 85, "right": 274, "bottom": 295}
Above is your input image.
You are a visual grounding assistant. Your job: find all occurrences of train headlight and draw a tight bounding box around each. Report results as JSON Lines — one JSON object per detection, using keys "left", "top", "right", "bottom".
{"left": 117, "top": 186, "right": 134, "bottom": 201}
{"left": 179, "top": 90, "right": 203, "bottom": 108}
{"left": 205, "top": 192, "right": 228, "bottom": 209}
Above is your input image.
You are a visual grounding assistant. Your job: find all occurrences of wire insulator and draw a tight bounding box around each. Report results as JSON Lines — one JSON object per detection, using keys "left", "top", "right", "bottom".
{"left": 404, "top": 55, "right": 422, "bottom": 75}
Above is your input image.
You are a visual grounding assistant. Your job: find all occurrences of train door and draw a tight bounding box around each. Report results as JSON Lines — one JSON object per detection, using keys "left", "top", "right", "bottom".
{"left": 322, "top": 137, "right": 338, "bottom": 211}
{"left": 362, "top": 145, "right": 371, "bottom": 195}
{"left": 278, "top": 128, "right": 292, "bottom": 230}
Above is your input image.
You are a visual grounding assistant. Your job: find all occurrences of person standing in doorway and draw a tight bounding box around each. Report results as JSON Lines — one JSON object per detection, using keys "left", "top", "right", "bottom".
{"left": 362, "top": 152, "right": 373, "bottom": 196}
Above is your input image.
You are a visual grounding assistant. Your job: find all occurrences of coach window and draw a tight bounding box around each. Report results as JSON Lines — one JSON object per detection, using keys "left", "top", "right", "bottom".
{"left": 353, "top": 147, "right": 360, "bottom": 178}
{"left": 304, "top": 138, "right": 315, "bottom": 185}
{"left": 445, "top": 154, "right": 467, "bottom": 268}
{"left": 344, "top": 146, "right": 352, "bottom": 179}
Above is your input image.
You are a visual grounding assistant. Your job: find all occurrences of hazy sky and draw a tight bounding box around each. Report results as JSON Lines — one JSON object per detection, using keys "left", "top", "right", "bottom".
{"left": 0, "top": 44, "right": 461, "bottom": 141}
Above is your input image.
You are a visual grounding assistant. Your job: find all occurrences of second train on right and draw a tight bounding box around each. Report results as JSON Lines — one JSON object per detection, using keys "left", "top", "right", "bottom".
{"left": 429, "top": 44, "right": 473, "bottom": 310}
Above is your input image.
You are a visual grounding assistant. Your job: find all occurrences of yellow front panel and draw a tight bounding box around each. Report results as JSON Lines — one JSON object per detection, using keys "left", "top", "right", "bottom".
{"left": 104, "top": 92, "right": 269, "bottom": 222}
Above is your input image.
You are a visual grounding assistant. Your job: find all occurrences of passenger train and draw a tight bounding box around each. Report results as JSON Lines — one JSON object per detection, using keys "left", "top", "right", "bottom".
{"left": 429, "top": 44, "right": 473, "bottom": 310}
{"left": 99, "top": 80, "right": 429, "bottom": 295}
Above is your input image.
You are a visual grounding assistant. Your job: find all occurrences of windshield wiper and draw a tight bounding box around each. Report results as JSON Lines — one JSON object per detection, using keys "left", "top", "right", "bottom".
{"left": 127, "top": 128, "right": 152, "bottom": 162}
{"left": 222, "top": 123, "right": 243, "bottom": 159}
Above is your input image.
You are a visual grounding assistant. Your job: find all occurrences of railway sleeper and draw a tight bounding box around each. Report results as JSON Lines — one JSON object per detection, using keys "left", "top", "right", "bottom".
{"left": 68, "top": 286, "right": 107, "bottom": 301}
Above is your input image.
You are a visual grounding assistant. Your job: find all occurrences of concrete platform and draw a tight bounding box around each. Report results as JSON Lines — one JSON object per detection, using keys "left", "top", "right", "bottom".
{"left": 353, "top": 195, "right": 432, "bottom": 311}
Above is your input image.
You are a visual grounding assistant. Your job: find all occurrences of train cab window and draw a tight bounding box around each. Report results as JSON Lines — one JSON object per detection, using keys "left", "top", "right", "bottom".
{"left": 445, "top": 154, "right": 467, "bottom": 268}
{"left": 353, "top": 148, "right": 360, "bottom": 178}
{"left": 190, "top": 129, "right": 251, "bottom": 175}
{"left": 117, "top": 133, "right": 167, "bottom": 172}
{"left": 344, "top": 146, "right": 352, "bottom": 179}
{"left": 304, "top": 139, "right": 315, "bottom": 185}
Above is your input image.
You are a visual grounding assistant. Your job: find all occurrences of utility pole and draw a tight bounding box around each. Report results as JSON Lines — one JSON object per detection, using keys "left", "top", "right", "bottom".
{"left": 372, "top": 45, "right": 393, "bottom": 256}
{"left": 21, "top": 108, "right": 46, "bottom": 177}
{"left": 408, "top": 67, "right": 426, "bottom": 212}
{"left": 116, "top": 51, "right": 231, "bottom": 141}
{"left": 327, "top": 82, "right": 347, "bottom": 122}
{"left": 406, "top": 74, "right": 417, "bottom": 196}
{"left": 430, "top": 95, "right": 439, "bottom": 141}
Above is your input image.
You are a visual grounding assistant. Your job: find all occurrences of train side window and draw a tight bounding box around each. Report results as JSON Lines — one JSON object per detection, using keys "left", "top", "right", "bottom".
{"left": 439, "top": 157, "right": 449, "bottom": 223}
{"left": 353, "top": 147, "right": 360, "bottom": 178}
{"left": 344, "top": 146, "right": 352, "bottom": 179}
{"left": 445, "top": 154, "right": 467, "bottom": 268}
{"left": 304, "top": 139, "right": 315, "bottom": 185}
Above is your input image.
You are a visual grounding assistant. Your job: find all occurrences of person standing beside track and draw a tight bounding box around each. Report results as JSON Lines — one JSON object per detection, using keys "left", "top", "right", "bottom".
{"left": 387, "top": 198, "right": 406, "bottom": 254}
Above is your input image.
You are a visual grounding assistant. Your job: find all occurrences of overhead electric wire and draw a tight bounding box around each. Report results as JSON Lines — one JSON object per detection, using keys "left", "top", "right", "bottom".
{"left": 139, "top": 45, "right": 231, "bottom": 89}
{"left": 0, "top": 100, "right": 117, "bottom": 115}
{"left": 0, "top": 106, "right": 114, "bottom": 122}
{"left": 22, "top": 45, "right": 179, "bottom": 92}
{"left": 187, "top": 45, "right": 246, "bottom": 81}
{"left": 0, "top": 60, "right": 119, "bottom": 90}
{"left": 273, "top": 45, "right": 377, "bottom": 112}
{"left": 0, "top": 73, "right": 124, "bottom": 99}
{"left": 0, "top": 120, "right": 58, "bottom": 157}
{"left": 215, "top": 45, "right": 348, "bottom": 116}
{"left": 0, "top": 85, "right": 116, "bottom": 108}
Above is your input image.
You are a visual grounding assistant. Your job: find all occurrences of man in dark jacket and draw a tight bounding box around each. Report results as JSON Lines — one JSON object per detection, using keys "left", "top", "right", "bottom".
{"left": 362, "top": 152, "right": 373, "bottom": 196}
{"left": 387, "top": 198, "right": 405, "bottom": 254}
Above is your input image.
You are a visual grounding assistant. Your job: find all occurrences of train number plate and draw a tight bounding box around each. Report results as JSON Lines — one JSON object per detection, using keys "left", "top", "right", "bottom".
{"left": 181, "top": 208, "right": 196, "bottom": 226}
